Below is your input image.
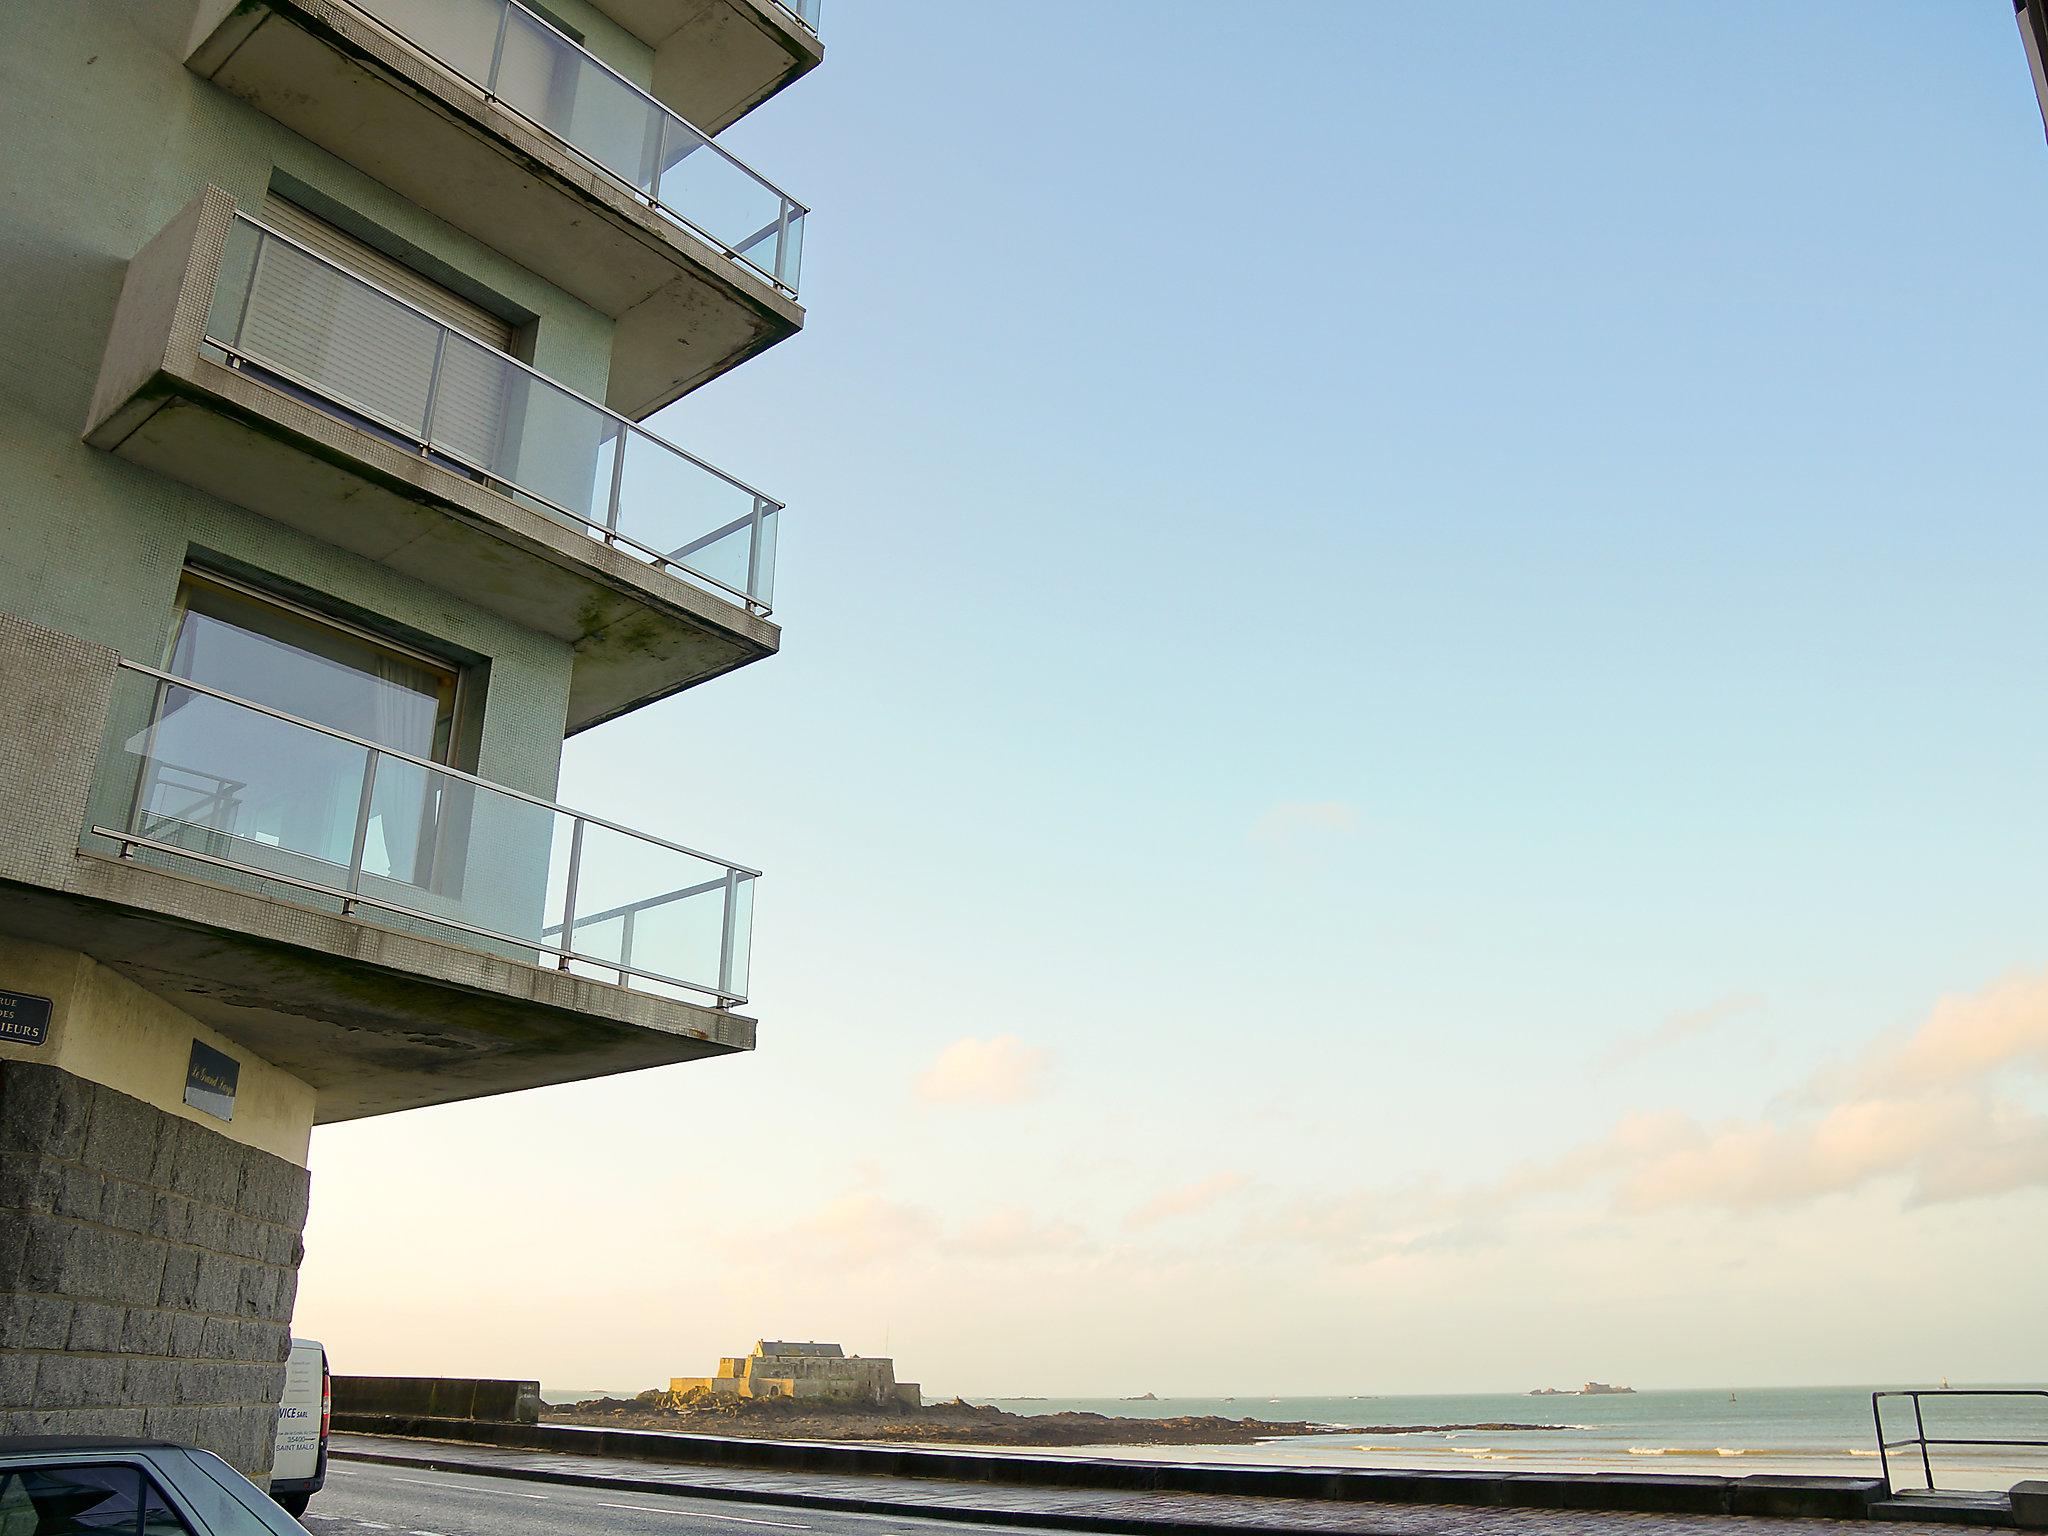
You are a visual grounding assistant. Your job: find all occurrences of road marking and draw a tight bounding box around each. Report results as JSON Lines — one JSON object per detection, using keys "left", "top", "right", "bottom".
{"left": 597, "top": 1502, "right": 810, "bottom": 1529}
{"left": 391, "top": 1475, "right": 546, "bottom": 1500}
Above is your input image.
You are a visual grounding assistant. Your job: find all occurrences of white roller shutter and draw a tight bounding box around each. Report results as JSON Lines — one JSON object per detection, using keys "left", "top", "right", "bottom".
{"left": 247, "top": 196, "right": 514, "bottom": 472}
{"left": 259, "top": 194, "right": 512, "bottom": 348}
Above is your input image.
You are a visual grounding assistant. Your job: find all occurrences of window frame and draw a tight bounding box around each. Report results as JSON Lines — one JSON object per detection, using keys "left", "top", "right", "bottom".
{"left": 166, "top": 566, "right": 467, "bottom": 767}
{"left": 0, "top": 1457, "right": 201, "bottom": 1535}
{"left": 152, "top": 564, "right": 483, "bottom": 901}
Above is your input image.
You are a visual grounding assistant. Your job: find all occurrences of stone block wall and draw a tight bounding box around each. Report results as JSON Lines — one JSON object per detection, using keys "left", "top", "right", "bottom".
{"left": 0, "top": 1060, "right": 309, "bottom": 1478}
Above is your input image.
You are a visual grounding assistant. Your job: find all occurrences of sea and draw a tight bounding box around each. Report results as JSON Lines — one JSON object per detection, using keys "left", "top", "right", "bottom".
{"left": 541, "top": 1384, "right": 2046, "bottom": 1490}
{"left": 950, "top": 1386, "right": 2047, "bottom": 1491}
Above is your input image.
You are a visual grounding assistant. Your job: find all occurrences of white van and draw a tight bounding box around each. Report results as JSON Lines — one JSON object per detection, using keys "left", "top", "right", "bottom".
{"left": 269, "top": 1338, "right": 330, "bottom": 1517}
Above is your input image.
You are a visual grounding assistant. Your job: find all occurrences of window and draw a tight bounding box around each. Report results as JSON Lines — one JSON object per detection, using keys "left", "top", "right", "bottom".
{"left": 168, "top": 572, "right": 458, "bottom": 763}
{"left": 0, "top": 1463, "right": 194, "bottom": 1534}
{"left": 127, "top": 570, "right": 468, "bottom": 895}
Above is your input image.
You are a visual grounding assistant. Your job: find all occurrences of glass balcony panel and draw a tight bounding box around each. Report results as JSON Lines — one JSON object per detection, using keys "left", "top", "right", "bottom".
{"left": 354, "top": 0, "right": 804, "bottom": 292}
{"left": 496, "top": 9, "right": 667, "bottom": 196}
{"left": 615, "top": 428, "right": 766, "bottom": 597}
{"left": 752, "top": 507, "right": 779, "bottom": 609}
{"left": 94, "top": 666, "right": 754, "bottom": 1001}
{"left": 224, "top": 226, "right": 441, "bottom": 440}
{"left": 382, "top": 0, "right": 502, "bottom": 82}
{"left": 557, "top": 819, "right": 738, "bottom": 993}
{"left": 779, "top": 211, "right": 805, "bottom": 292}
{"left": 428, "top": 331, "right": 615, "bottom": 527}
{"left": 114, "top": 680, "right": 372, "bottom": 886}
{"left": 654, "top": 125, "right": 796, "bottom": 287}
{"left": 205, "top": 216, "right": 780, "bottom": 612}
{"left": 725, "top": 872, "right": 756, "bottom": 997}
{"left": 359, "top": 756, "right": 562, "bottom": 957}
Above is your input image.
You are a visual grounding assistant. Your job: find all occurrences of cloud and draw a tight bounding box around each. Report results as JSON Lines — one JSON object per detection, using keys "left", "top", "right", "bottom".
{"left": 913, "top": 1035, "right": 1053, "bottom": 1107}
{"left": 1249, "top": 800, "right": 1360, "bottom": 853}
{"left": 1597, "top": 993, "right": 1764, "bottom": 1073}
{"left": 954, "top": 1205, "right": 1092, "bottom": 1260}
{"left": 1124, "top": 1172, "right": 1250, "bottom": 1232}
{"left": 1604, "top": 971, "right": 2048, "bottom": 1213}
{"left": 756, "top": 1191, "right": 1092, "bottom": 1275}
{"left": 781, "top": 1190, "right": 943, "bottom": 1268}
{"left": 1250, "top": 970, "right": 2048, "bottom": 1260}
{"left": 1857, "top": 971, "right": 2048, "bottom": 1094}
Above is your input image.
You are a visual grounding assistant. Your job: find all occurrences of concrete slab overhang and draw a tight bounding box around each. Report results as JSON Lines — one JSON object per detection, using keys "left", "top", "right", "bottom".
{"left": 85, "top": 188, "right": 780, "bottom": 736}
{"left": 0, "top": 618, "right": 755, "bottom": 1125}
{"left": 598, "top": 0, "right": 824, "bottom": 134}
{"left": 184, "top": 0, "right": 805, "bottom": 419}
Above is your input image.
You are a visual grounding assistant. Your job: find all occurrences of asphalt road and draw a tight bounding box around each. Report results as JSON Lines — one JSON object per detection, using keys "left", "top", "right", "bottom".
{"left": 302, "top": 1459, "right": 1059, "bottom": 1536}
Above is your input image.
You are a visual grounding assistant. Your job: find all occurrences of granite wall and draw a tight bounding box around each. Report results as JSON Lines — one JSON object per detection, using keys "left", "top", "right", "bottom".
{"left": 0, "top": 1059, "right": 309, "bottom": 1478}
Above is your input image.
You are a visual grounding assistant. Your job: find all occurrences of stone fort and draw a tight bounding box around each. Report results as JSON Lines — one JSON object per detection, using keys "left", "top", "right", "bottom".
{"left": 672, "top": 1341, "right": 921, "bottom": 1408}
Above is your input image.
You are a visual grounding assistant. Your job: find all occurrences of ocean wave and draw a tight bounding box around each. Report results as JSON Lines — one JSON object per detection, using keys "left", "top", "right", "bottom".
{"left": 1627, "top": 1447, "right": 1847, "bottom": 1459}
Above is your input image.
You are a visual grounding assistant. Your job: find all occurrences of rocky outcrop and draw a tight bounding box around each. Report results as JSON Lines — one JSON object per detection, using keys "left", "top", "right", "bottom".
{"left": 544, "top": 1393, "right": 1570, "bottom": 1447}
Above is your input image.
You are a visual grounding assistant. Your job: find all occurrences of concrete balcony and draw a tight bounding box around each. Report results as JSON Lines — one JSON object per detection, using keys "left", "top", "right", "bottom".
{"left": 0, "top": 615, "right": 756, "bottom": 1123}
{"left": 594, "top": 0, "right": 823, "bottom": 133}
{"left": 184, "top": 0, "right": 808, "bottom": 417}
{"left": 85, "top": 188, "right": 781, "bottom": 735}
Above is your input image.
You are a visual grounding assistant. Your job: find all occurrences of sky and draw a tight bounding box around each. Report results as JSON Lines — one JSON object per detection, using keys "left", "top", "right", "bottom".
{"left": 297, "top": 2, "right": 2048, "bottom": 1397}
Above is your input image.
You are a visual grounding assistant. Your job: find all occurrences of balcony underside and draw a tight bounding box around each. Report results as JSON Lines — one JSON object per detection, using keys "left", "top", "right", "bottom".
{"left": 86, "top": 188, "right": 779, "bottom": 735}
{"left": 92, "top": 365, "right": 778, "bottom": 733}
{"left": 617, "top": 0, "right": 824, "bottom": 134}
{"left": 0, "top": 616, "right": 755, "bottom": 1126}
{"left": 186, "top": 0, "right": 803, "bottom": 419}
{"left": 0, "top": 875, "right": 750, "bottom": 1124}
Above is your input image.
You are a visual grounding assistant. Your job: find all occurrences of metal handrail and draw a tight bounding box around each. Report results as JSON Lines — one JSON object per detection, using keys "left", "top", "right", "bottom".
{"left": 214, "top": 211, "right": 781, "bottom": 615}
{"left": 1871, "top": 1390, "right": 2048, "bottom": 1494}
{"left": 767, "top": 0, "right": 822, "bottom": 36}
{"left": 99, "top": 659, "right": 759, "bottom": 1005}
{"left": 353, "top": 0, "right": 808, "bottom": 295}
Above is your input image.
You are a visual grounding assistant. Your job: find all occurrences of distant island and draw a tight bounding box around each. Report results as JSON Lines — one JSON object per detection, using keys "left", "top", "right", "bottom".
{"left": 1529, "top": 1382, "right": 1636, "bottom": 1396}
{"left": 1121, "top": 1392, "right": 1158, "bottom": 1401}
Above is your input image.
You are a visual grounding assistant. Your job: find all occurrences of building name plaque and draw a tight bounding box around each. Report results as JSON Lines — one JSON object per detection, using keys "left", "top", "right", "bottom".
{"left": 0, "top": 991, "right": 53, "bottom": 1046}
{"left": 184, "top": 1039, "right": 240, "bottom": 1121}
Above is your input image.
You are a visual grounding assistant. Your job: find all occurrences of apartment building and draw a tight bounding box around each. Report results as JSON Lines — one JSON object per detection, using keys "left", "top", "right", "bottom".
{"left": 0, "top": 0, "right": 820, "bottom": 1479}
{"left": 2021, "top": 0, "right": 2048, "bottom": 141}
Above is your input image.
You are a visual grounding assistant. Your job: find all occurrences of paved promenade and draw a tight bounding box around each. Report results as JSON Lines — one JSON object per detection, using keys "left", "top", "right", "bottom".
{"left": 330, "top": 1434, "right": 1991, "bottom": 1536}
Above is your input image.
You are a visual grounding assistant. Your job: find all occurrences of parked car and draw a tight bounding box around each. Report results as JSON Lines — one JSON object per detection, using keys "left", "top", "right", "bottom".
{"left": 0, "top": 1438, "right": 307, "bottom": 1533}
{"left": 267, "top": 1339, "right": 330, "bottom": 1517}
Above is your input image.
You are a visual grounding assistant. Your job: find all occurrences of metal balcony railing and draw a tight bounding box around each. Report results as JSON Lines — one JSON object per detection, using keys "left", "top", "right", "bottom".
{"left": 1872, "top": 1390, "right": 2048, "bottom": 1493}
{"left": 206, "top": 212, "right": 780, "bottom": 615}
{"left": 93, "top": 660, "right": 759, "bottom": 1006}
{"left": 359, "top": 0, "right": 808, "bottom": 295}
{"left": 772, "top": 0, "right": 822, "bottom": 35}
